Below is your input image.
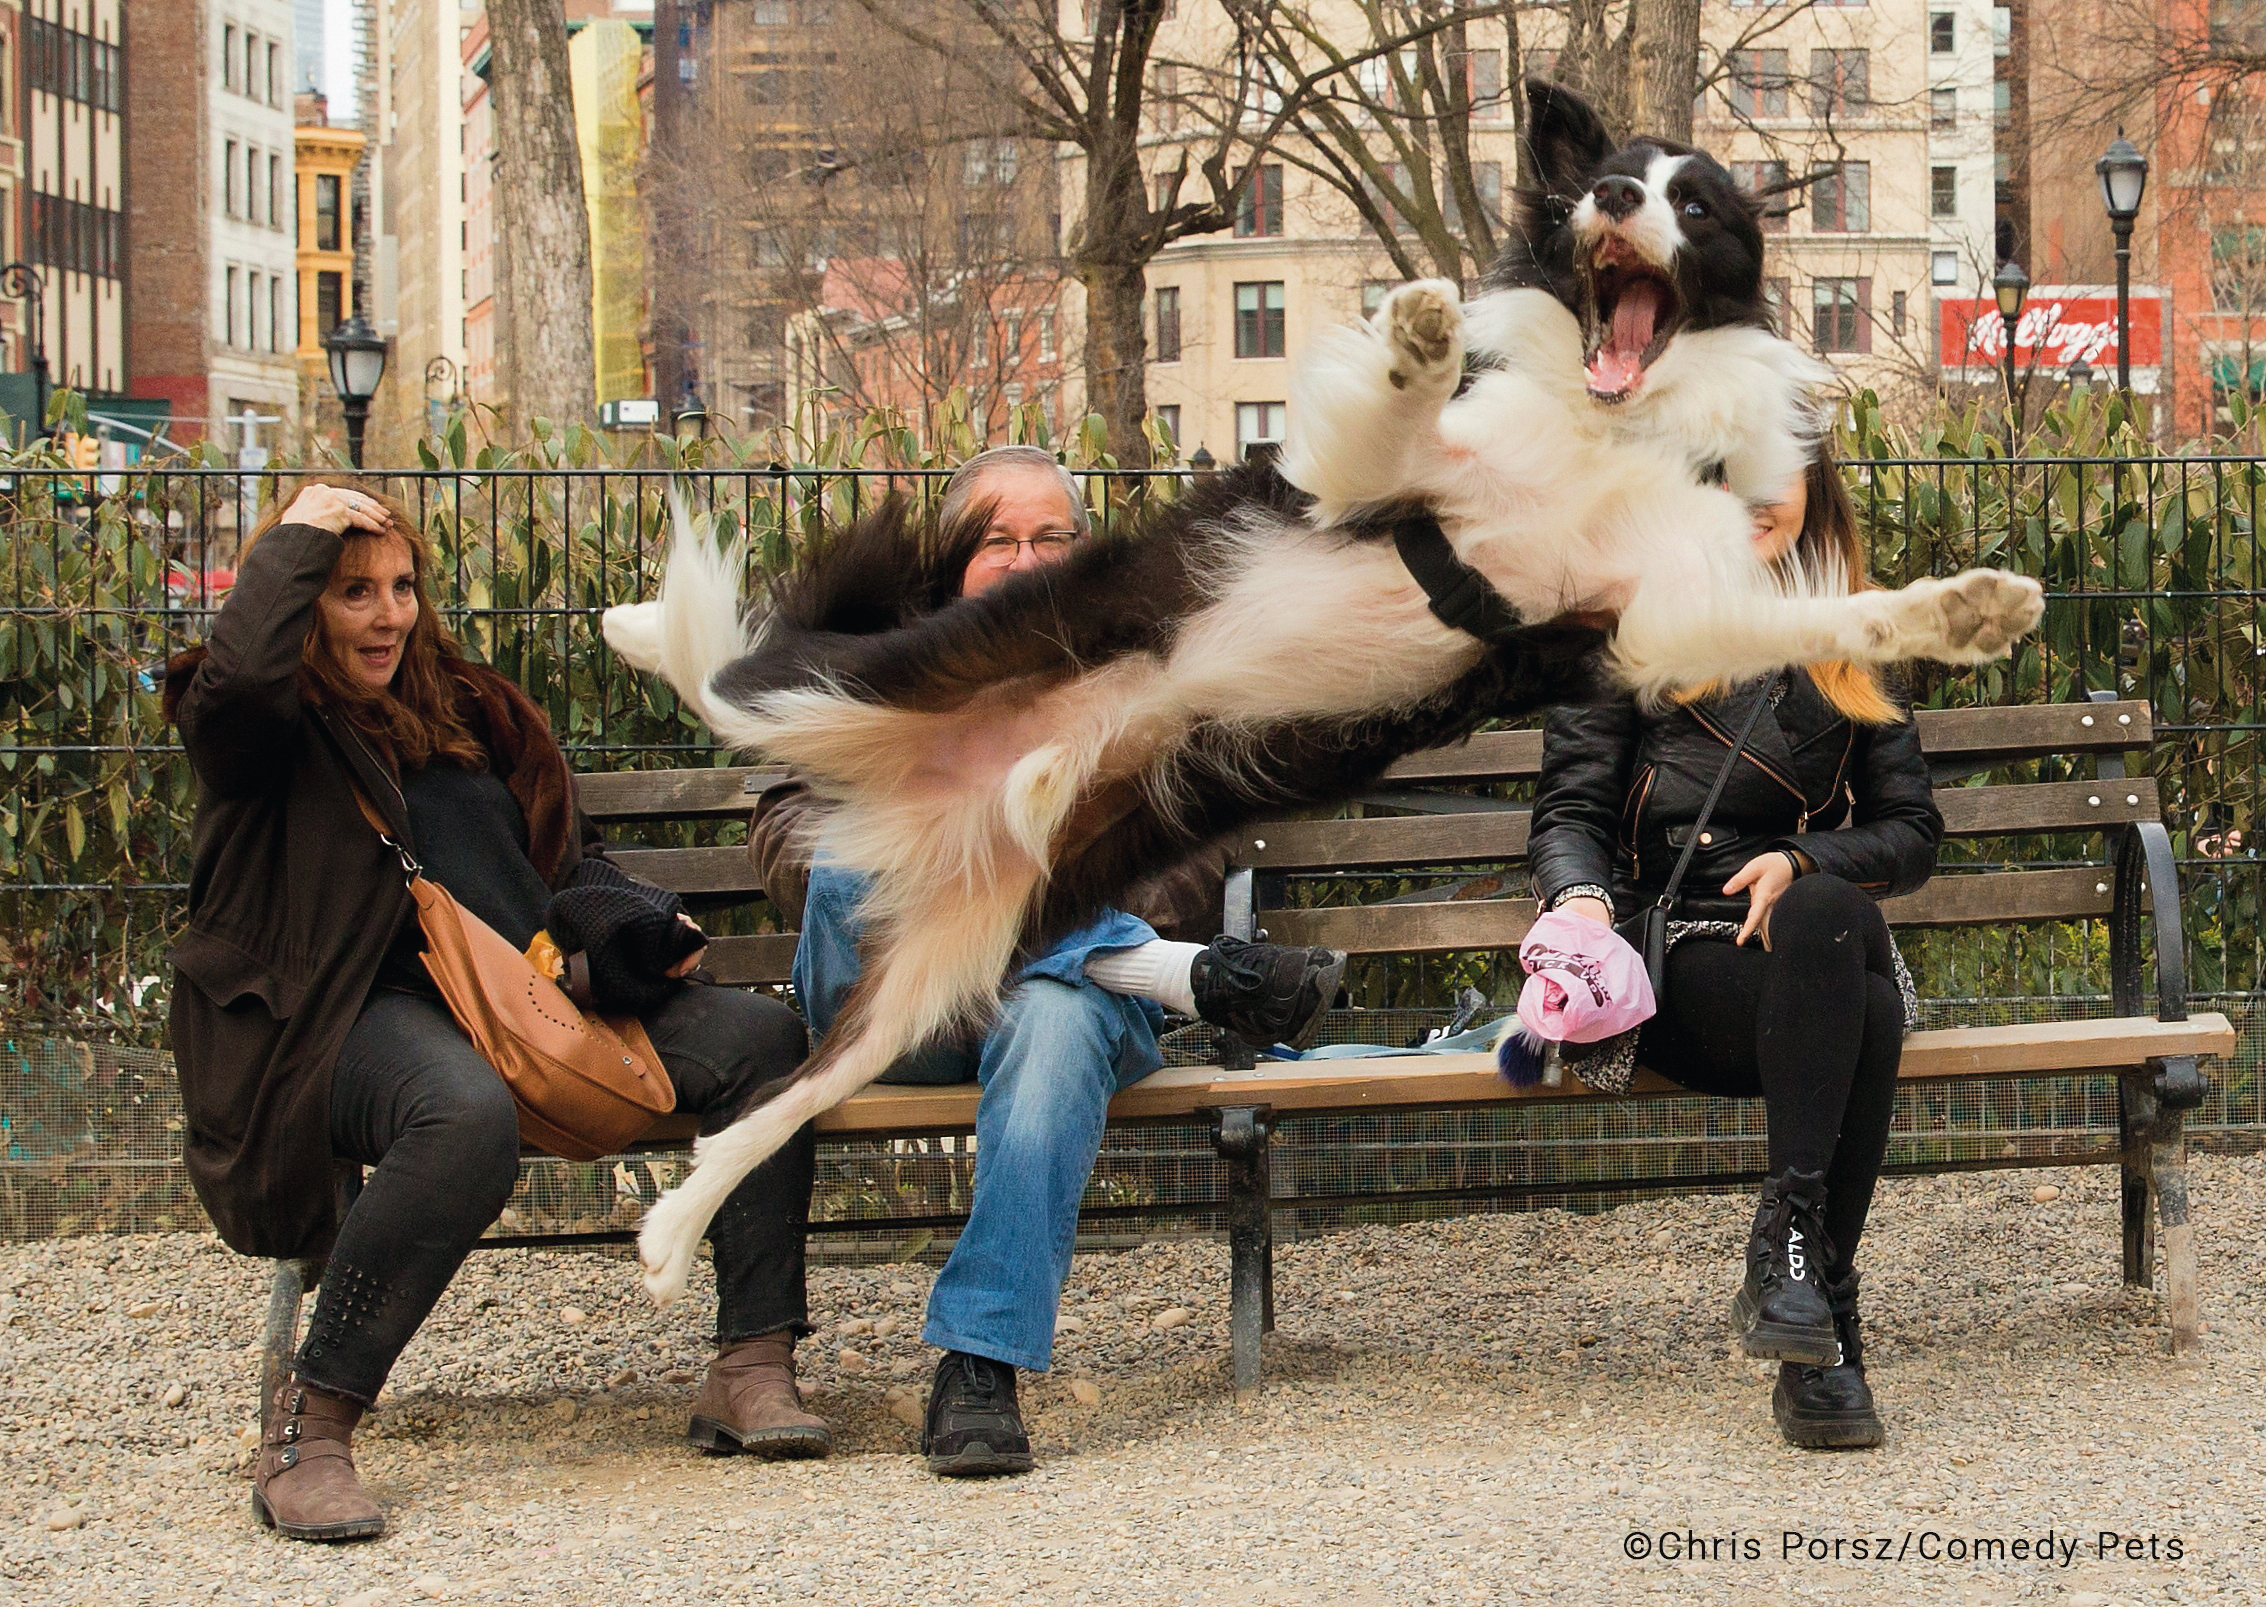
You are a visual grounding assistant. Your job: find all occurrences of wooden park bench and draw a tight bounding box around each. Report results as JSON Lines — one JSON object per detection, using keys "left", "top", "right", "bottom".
{"left": 260, "top": 692, "right": 2234, "bottom": 1410}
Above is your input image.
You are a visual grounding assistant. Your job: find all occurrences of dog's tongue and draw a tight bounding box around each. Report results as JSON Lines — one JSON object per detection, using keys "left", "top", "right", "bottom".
{"left": 1586, "top": 278, "right": 1666, "bottom": 395}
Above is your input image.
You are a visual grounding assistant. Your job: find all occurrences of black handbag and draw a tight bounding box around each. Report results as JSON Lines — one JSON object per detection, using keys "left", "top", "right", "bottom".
{"left": 1612, "top": 677, "right": 1781, "bottom": 1007}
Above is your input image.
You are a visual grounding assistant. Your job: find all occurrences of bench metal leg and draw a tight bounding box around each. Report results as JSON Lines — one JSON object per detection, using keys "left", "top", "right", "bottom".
{"left": 1212, "top": 1105, "right": 1274, "bottom": 1400}
{"left": 2119, "top": 1075, "right": 2157, "bottom": 1287}
{"left": 260, "top": 1258, "right": 323, "bottom": 1439}
{"left": 2149, "top": 1057, "right": 2208, "bottom": 1354}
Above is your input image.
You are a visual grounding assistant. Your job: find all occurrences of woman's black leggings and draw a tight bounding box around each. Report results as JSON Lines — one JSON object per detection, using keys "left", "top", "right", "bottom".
{"left": 1636, "top": 873, "right": 1903, "bottom": 1268}
{"left": 296, "top": 982, "right": 814, "bottom": 1406}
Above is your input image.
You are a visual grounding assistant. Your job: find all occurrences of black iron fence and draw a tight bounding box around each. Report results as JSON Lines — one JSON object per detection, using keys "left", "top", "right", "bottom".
{"left": 2, "top": 454, "right": 2263, "bottom": 1247}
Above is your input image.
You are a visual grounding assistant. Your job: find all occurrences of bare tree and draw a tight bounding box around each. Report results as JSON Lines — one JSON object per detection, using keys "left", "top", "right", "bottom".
{"left": 847, "top": 0, "right": 1477, "bottom": 465}
{"left": 486, "top": 0, "right": 598, "bottom": 428}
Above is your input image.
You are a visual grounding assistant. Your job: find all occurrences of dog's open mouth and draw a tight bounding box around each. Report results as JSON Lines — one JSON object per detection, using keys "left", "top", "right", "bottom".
{"left": 1582, "top": 239, "right": 1684, "bottom": 403}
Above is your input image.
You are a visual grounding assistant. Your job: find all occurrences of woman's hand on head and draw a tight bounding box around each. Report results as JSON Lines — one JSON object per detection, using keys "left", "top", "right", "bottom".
{"left": 1559, "top": 896, "right": 1615, "bottom": 928}
{"left": 282, "top": 483, "right": 392, "bottom": 537}
{"left": 1724, "top": 854, "right": 1799, "bottom": 948}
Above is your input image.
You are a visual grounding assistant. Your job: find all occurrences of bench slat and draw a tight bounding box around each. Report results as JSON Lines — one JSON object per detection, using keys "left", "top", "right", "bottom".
{"left": 578, "top": 767, "right": 787, "bottom": 822}
{"left": 608, "top": 845, "right": 765, "bottom": 898}
{"left": 598, "top": 1011, "right": 2231, "bottom": 1147}
{"left": 703, "top": 933, "right": 800, "bottom": 985}
{"left": 1235, "top": 777, "right": 2164, "bottom": 873}
{"left": 1876, "top": 866, "right": 2115, "bottom": 926}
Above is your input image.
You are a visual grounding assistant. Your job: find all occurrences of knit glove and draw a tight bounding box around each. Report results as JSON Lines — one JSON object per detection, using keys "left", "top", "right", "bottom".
{"left": 544, "top": 857, "right": 706, "bottom": 1015}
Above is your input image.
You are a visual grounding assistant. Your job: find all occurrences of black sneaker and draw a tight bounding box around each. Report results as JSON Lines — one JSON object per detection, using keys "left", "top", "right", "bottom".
{"left": 1730, "top": 1167, "right": 1841, "bottom": 1365}
{"left": 1190, "top": 935, "right": 1346, "bottom": 1052}
{"left": 920, "top": 1352, "right": 1034, "bottom": 1477}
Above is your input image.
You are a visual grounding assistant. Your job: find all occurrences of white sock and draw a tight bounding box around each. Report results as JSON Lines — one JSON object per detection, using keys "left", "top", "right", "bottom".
{"left": 1082, "top": 939, "right": 1206, "bottom": 1017}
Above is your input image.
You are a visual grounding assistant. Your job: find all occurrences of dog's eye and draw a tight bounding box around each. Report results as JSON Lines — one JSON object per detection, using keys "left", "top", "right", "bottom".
{"left": 1682, "top": 200, "right": 1708, "bottom": 219}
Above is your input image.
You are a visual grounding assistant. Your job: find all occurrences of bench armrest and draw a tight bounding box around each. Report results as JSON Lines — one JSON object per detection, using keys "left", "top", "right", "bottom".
{"left": 2111, "top": 819, "right": 2188, "bottom": 1023}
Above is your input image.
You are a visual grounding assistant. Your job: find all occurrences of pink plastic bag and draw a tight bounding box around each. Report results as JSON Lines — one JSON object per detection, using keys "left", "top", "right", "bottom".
{"left": 1495, "top": 909, "right": 1657, "bottom": 1085}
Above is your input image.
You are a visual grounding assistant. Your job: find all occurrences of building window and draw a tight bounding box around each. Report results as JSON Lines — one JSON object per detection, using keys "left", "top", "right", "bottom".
{"left": 2212, "top": 227, "right": 2266, "bottom": 312}
{"left": 223, "top": 141, "right": 238, "bottom": 217}
{"left": 1362, "top": 279, "right": 1394, "bottom": 318}
{"left": 1154, "top": 62, "right": 1180, "bottom": 130}
{"left": 1765, "top": 277, "right": 1789, "bottom": 337}
{"left": 1930, "top": 11, "right": 1955, "bottom": 51}
{"left": 269, "top": 155, "right": 281, "bottom": 230}
{"left": 316, "top": 174, "right": 341, "bottom": 252}
{"left": 273, "top": 276, "right": 285, "bottom": 351}
{"left": 1731, "top": 161, "right": 1790, "bottom": 232}
{"left": 1809, "top": 49, "right": 1869, "bottom": 119}
{"left": 246, "top": 31, "right": 260, "bottom": 100}
{"left": 1931, "top": 166, "right": 1958, "bottom": 217}
{"left": 1931, "top": 87, "right": 1956, "bottom": 129}
{"left": 963, "top": 138, "right": 1018, "bottom": 186}
{"left": 1994, "top": 78, "right": 2012, "bottom": 129}
{"left": 753, "top": 0, "right": 789, "bottom": 21}
{"left": 1038, "top": 310, "right": 1056, "bottom": 362}
{"left": 1813, "top": 277, "right": 1869, "bottom": 353}
{"left": 1811, "top": 162, "right": 1870, "bottom": 232}
{"left": 1891, "top": 289, "right": 1907, "bottom": 336}
{"left": 1727, "top": 49, "right": 1790, "bottom": 118}
{"left": 223, "top": 24, "right": 237, "bottom": 91}
{"left": 1154, "top": 286, "right": 1182, "bottom": 362}
{"left": 267, "top": 40, "right": 280, "bottom": 106}
{"left": 1235, "top": 401, "right": 1286, "bottom": 458}
{"left": 1993, "top": 5, "right": 2011, "bottom": 55}
{"left": 317, "top": 270, "right": 343, "bottom": 339}
{"left": 1932, "top": 251, "right": 1960, "bottom": 285}
{"left": 247, "top": 146, "right": 261, "bottom": 223}
{"left": 1236, "top": 164, "right": 1284, "bottom": 237}
{"left": 1155, "top": 404, "right": 1181, "bottom": 451}
{"left": 1234, "top": 281, "right": 1286, "bottom": 358}
{"left": 226, "top": 266, "right": 239, "bottom": 347}
{"left": 1467, "top": 48, "right": 1504, "bottom": 114}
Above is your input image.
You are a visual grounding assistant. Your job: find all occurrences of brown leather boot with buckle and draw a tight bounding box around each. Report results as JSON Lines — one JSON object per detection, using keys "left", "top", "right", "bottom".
{"left": 688, "top": 1331, "right": 833, "bottom": 1458}
{"left": 252, "top": 1377, "right": 385, "bottom": 1541}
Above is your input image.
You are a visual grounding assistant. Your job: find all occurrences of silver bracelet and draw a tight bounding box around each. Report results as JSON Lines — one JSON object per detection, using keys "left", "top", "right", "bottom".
{"left": 1548, "top": 882, "right": 1614, "bottom": 911}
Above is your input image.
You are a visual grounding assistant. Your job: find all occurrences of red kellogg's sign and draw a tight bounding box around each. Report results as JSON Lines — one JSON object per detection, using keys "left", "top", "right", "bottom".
{"left": 1940, "top": 288, "right": 2164, "bottom": 373}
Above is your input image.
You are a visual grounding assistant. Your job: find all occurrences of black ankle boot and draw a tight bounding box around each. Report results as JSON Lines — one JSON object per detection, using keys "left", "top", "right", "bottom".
{"left": 1191, "top": 935, "right": 1346, "bottom": 1052}
{"left": 1731, "top": 1167, "right": 1839, "bottom": 1364}
{"left": 1773, "top": 1268, "right": 1884, "bottom": 1449}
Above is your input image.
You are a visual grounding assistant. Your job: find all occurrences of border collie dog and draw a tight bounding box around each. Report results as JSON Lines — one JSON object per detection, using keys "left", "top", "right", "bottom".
{"left": 605, "top": 82, "right": 2043, "bottom": 1306}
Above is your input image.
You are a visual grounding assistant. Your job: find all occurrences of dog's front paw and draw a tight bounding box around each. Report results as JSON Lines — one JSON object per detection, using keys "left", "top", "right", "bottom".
{"left": 1378, "top": 279, "right": 1464, "bottom": 394}
{"left": 1870, "top": 569, "right": 2045, "bottom": 664}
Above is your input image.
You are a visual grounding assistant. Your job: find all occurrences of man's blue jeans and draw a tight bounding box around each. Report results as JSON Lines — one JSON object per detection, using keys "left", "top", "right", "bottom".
{"left": 793, "top": 860, "right": 1164, "bottom": 1370}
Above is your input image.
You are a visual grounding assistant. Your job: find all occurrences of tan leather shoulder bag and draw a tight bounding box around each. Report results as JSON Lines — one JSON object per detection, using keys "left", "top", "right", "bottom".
{"left": 356, "top": 792, "right": 675, "bottom": 1161}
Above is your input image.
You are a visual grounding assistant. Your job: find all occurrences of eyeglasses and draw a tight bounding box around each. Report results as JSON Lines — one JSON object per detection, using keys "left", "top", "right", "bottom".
{"left": 971, "top": 531, "right": 1078, "bottom": 564}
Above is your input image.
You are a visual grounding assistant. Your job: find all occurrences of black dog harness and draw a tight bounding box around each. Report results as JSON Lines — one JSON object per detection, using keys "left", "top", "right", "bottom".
{"left": 1390, "top": 510, "right": 1528, "bottom": 645}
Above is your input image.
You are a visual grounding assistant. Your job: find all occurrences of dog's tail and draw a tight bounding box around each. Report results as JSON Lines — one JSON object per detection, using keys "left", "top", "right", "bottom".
{"left": 601, "top": 485, "right": 761, "bottom": 737}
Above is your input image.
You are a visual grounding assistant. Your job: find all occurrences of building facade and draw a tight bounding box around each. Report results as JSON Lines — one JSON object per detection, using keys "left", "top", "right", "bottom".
{"left": 294, "top": 92, "right": 363, "bottom": 373}
{"left": 125, "top": 0, "right": 300, "bottom": 448}
{"left": 26, "top": 0, "right": 125, "bottom": 399}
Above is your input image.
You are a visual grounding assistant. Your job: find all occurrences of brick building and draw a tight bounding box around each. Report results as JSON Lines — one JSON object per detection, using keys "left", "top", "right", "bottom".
{"left": 125, "top": 0, "right": 300, "bottom": 448}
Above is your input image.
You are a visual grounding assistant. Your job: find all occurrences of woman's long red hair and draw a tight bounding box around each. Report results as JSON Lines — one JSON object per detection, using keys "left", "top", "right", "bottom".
{"left": 166, "top": 474, "right": 487, "bottom": 769}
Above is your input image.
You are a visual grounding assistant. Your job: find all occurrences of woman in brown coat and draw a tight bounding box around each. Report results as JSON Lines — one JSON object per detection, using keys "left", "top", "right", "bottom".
{"left": 166, "top": 477, "right": 823, "bottom": 1543}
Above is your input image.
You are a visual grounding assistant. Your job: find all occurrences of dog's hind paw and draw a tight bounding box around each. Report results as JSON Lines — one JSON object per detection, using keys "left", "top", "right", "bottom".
{"left": 1378, "top": 280, "right": 1464, "bottom": 395}
{"left": 637, "top": 1193, "right": 701, "bottom": 1308}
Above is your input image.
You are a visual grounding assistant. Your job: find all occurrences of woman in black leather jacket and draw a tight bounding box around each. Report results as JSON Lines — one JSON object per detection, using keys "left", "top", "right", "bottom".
{"left": 1528, "top": 443, "right": 1943, "bottom": 1451}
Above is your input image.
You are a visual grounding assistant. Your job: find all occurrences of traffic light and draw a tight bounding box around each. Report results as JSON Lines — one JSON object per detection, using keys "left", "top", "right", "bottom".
{"left": 61, "top": 431, "right": 98, "bottom": 470}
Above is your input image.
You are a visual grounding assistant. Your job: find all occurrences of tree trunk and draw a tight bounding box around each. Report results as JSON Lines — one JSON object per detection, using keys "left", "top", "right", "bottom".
{"left": 1073, "top": 132, "right": 1153, "bottom": 468}
{"left": 486, "top": 0, "right": 597, "bottom": 430}
{"left": 1633, "top": 0, "right": 1703, "bottom": 142}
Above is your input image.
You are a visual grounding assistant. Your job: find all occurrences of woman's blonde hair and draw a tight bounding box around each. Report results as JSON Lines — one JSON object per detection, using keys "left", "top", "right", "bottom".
{"left": 1677, "top": 438, "right": 1901, "bottom": 726}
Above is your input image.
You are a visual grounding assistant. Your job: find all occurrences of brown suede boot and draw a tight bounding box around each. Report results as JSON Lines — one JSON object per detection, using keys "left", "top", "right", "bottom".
{"left": 688, "top": 1332, "right": 833, "bottom": 1458}
{"left": 251, "top": 1377, "right": 384, "bottom": 1541}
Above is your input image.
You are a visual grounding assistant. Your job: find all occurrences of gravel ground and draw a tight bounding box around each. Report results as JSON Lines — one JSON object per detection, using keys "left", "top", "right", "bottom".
{"left": 4, "top": 1154, "right": 2262, "bottom": 1607}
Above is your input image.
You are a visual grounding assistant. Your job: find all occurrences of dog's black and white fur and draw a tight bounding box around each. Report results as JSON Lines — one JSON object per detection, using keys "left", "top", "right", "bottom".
{"left": 603, "top": 83, "right": 2044, "bottom": 1306}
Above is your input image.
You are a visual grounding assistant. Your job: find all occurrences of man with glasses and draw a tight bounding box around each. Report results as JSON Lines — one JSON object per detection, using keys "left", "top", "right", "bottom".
{"left": 750, "top": 446, "right": 1344, "bottom": 1475}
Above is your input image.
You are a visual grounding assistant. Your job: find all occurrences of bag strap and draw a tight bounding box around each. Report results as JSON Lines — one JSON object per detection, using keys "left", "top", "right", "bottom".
{"left": 351, "top": 786, "right": 425, "bottom": 886}
{"left": 1654, "top": 676, "right": 1780, "bottom": 910}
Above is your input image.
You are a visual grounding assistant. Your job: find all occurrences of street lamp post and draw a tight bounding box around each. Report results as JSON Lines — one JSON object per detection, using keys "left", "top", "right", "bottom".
{"left": 1993, "top": 260, "right": 2030, "bottom": 443}
{"left": 423, "top": 355, "right": 459, "bottom": 440}
{"left": 2, "top": 262, "right": 49, "bottom": 440}
{"left": 323, "top": 315, "right": 389, "bottom": 469}
{"left": 2096, "top": 132, "right": 2149, "bottom": 397}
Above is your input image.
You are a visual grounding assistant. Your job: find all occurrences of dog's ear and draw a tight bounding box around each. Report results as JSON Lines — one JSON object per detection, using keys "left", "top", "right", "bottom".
{"left": 1523, "top": 79, "right": 1614, "bottom": 200}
